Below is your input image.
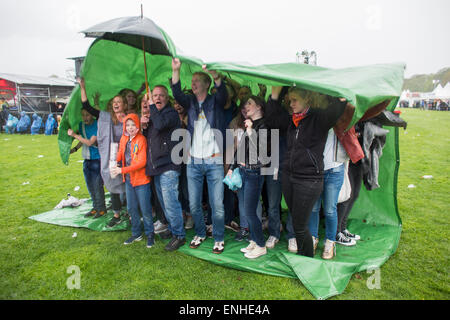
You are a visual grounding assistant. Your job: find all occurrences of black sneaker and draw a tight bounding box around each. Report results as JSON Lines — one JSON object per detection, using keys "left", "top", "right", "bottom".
{"left": 123, "top": 234, "right": 143, "bottom": 245}
{"left": 165, "top": 236, "right": 186, "bottom": 251}
{"left": 336, "top": 232, "right": 356, "bottom": 246}
{"left": 159, "top": 229, "right": 172, "bottom": 240}
{"left": 234, "top": 228, "right": 249, "bottom": 241}
{"left": 84, "top": 209, "right": 96, "bottom": 218}
{"left": 93, "top": 211, "right": 106, "bottom": 219}
{"left": 107, "top": 216, "right": 121, "bottom": 228}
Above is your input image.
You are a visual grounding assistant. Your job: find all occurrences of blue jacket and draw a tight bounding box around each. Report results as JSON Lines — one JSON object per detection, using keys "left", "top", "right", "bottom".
{"left": 143, "top": 103, "right": 181, "bottom": 176}
{"left": 171, "top": 79, "right": 228, "bottom": 151}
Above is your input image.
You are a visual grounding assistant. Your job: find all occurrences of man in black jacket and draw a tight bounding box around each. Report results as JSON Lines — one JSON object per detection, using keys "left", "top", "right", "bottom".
{"left": 142, "top": 85, "right": 185, "bottom": 251}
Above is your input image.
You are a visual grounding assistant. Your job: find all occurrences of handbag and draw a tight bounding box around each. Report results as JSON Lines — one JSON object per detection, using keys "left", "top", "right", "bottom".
{"left": 338, "top": 161, "right": 352, "bottom": 203}
{"left": 223, "top": 168, "right": 243, "bottom": 191}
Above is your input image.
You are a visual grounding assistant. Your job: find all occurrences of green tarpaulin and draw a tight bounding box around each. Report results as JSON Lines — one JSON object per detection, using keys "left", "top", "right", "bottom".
{"left": 52, "top": 17, "right": 403, "bottom": 299}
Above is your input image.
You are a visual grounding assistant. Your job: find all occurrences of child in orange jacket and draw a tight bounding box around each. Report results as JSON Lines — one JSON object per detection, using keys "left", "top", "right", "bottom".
{"left": 111, "top": 113, "right": 155, "bottom": 247}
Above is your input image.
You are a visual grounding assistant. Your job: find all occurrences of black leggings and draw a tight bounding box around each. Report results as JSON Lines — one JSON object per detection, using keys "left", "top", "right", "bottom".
{"left": 282, "top": 173, "right": 323, "bottom": 257}
{"left": 337, "top": 161, "right": 363, "bottom": 233}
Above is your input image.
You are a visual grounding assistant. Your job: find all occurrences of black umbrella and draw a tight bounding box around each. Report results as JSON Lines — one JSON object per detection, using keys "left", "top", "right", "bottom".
{"left": 82, "top": 12, "right": 173, "bottom": 94}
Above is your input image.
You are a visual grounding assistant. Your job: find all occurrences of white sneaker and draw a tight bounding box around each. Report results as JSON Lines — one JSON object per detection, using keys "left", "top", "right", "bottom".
{"left": 312, "top": 236, "right": 319, "bottom": 255}
{"left": 336, "top": 232, "right": 356, "bottom": 246}
{"left": 322, "top": 239, "right": 336, "bottom": 260}
{"left": 288, "top": 238, "right": 297, "bottom": 253}
{"left": 189, "top": 235, "right": 206, "bottom": 249}
{"left": 265, "top": 236, "right": 279, "bottom": 249}
{"left": 240, "top": 240, "right": 257, "bottom": 253}
{"left": 244, "top": 245, "right": 267, "bottom": 259}
{"left": 184, "top": 215, "right": 194, "bottom": 229}
{"left": 212, "top": 241, "right": 225, "bottom": 254}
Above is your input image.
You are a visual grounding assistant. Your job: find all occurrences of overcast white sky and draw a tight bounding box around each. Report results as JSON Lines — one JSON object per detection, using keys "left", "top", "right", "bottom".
{"left": 1, "top": 0, "right": 449, "bottom": 79}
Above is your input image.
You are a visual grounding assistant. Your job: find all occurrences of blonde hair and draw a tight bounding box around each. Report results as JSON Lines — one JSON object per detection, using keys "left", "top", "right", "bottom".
{"left": 107, "top": 95, "right": 128, "bottom": 124}
{"left": 288, "top": 87, "right": 329, "bottom": 109}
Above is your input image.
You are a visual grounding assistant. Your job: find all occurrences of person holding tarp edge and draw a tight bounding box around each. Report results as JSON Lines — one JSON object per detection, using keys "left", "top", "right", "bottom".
{"left": 171, "top": 58, "right": 228, "bottom": 254}
{"left": 266, "top": 85, "right": 351, "bottom": 258}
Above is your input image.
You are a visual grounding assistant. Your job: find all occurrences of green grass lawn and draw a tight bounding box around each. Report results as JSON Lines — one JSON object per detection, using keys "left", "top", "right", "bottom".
{"left": 0, "top": 108, "right": 449, "bottom": 300}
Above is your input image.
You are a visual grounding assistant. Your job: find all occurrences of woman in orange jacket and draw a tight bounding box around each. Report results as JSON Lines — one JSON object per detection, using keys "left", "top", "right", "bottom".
{"left": 111, "top": 113, "right": 155, "bottom": 247}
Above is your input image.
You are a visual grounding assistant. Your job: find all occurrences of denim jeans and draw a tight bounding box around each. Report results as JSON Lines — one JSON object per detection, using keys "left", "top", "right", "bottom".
{"left": 237, "top": 182, "right": 262, "bottom": 229}
{"left": 154, "top": 170, "right": 185, "bottom": 238}
{"left": 178, "top": 164, "right": 190, "bottom": 214}
{"left": 83, "top": 159, "right": 106, "bottom": 212}
{"left": 265, "top": 173, "right": 283, "bottom": 239}
{"left": 187, "top": 157, "right": 225, "bottom": 242}
{"left": 309, "top": 164, "right": 345, "bottom": 241}
{"left": 240, "top": 167, "right": 265, "bottom": 247}
{"left": 125, "top": 181, "right": 154, "bottom": 237}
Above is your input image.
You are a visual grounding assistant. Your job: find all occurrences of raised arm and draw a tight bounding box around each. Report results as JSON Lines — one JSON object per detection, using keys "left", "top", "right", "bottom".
{"left": 78, "top": 77, "right": 100, "bottom": 118}
{"left": 170, "top": 58, "right": 191, "bottom": 110}
{"left": 264, "top": 86, "right": 291, "bottom": 132}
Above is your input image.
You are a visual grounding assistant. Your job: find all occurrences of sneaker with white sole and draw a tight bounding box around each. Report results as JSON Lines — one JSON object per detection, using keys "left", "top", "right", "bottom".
{"left": 184, "top": 215, "right": 194, "bottom": 229}
{"left": 288, "top": 238, "right": 297, "bottom": 253}
{"left": 189, "top": 235, "right": 206, "bottom": 249}
{"left": 240, "top": 240, "right": 257, "bottom": 253}
{"left": 343, "top": 229, "right": 360, "bottom": 241}
{"left": 244, "top": 244, "right": 267, "bottom": 259}
{"left": 312, "top": 236, "right": 319, "bottom": 255}
{"left": 154, "top": 220, "right": 168, "bottom": 234}
{"left": 322, "top": 239, "right": 336, "bottom": 260}
{"left": 265, "top": 236, "right": 279, "bottom": 249}
{"left": 124, "top": 234, "right": 143, "bottom": 245}
{"left": 336, "top": 232, "right": 356, "bottom": 246}
{"left": 212, "top": 241, "right": 225, "bottom": 254}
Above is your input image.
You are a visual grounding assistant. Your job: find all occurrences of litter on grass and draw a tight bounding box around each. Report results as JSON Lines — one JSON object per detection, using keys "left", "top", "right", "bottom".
{"left": 54, "top": 194, "right": 86, "bottom": 209}
{"left": 72, "top": 232, "right": 77, "bottom": 238}
{"left": 22, "top": 181, "right": 30, "bottom": 185}
{"left": 421, "top": 175, "right": 433, "bottom": 179}
{"left": 74, "top": 186, "right": 80, "bottom": 191}
{"left": 37, "top": 155, "right": 44, "bottom": 158}
{"left": 408, "top": 184, "right": 416, "bottom": 188}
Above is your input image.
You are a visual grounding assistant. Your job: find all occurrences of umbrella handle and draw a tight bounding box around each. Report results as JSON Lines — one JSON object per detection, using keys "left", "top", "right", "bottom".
{"left": 141, "top": 36, "right": 150, "bottom": 96}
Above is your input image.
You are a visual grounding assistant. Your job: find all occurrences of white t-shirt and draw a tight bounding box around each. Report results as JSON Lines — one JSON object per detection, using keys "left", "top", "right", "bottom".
{"left": 190, "top": 101, "right": 221, "bottom": 159}
{"left": 323, "top": 129, "right": 344, "bottom": 171}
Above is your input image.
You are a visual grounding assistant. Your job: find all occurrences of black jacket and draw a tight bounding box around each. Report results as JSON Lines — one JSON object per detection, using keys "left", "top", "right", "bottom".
{"left": 229, "top": 117, "right": 270, "bottom": 171}
{"left": 143, "top": 103, "right": 181, "bottom": 176}
{"left": 266, "top": 96, "right": 347, "bottom": 181}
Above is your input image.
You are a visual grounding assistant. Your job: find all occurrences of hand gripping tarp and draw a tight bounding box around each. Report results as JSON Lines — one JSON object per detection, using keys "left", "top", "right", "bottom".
{"left": 53, "top": 16, "right": 404, "bottom": 299}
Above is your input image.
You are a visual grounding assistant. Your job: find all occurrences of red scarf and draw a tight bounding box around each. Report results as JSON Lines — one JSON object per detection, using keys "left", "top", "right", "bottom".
{"left": 292, "top": 108, "right": 310, "bottom": 127}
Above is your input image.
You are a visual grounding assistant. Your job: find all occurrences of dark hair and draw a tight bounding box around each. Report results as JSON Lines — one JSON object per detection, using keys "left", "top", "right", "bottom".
{"left": 245, "top": 95, "right": 266, "bottom": 115}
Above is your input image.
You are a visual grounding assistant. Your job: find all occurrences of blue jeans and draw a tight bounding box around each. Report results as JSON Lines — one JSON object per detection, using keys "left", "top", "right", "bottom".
{"left": 187, "top": 158, "right": 225, "bottom": 242}
{"left": 265, "top": 173, "right": 283, "bottom": 239}
{"left": 154, "top": 170, "right": 185, "bottom": 238}
{"left": 240, "top": 167, "right": 265, "bottom": 247}
{"left": 125, "top": 181, "right": 154, "bottom": 237}
{"left": 237, "top": 183, "right": 262, "bottom": 230}
{"left": 308, "top": 164, "right": 345, "bottom": 241}
{"left": 83, "top": 159, "right": 106, "bottom": 212}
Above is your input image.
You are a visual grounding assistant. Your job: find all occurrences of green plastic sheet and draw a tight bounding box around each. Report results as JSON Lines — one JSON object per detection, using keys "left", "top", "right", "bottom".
{"left": 52, "top": 27, "right": 403, "bottom": 299}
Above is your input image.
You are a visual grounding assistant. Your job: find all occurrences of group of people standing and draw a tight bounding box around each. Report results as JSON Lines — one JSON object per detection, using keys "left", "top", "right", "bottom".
{"left": 69, "top": 58, "right": 366, "bottom": 260}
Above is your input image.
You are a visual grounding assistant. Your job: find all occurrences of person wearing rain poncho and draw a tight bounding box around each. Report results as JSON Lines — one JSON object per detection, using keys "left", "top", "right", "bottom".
{"left": 78, "top": 78, "right": 127, "bottom": 227}
{"left": 45, "top": 114, "right": 57, "bottom": 135}
{"left": 17, "top": 111, "right": 31, "bottom": 133}
{"left": 5, "top": 114, "right": 18, "bottom": 134}
{"left": 31, "top": 113, "right": 43, "bottom": 135}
